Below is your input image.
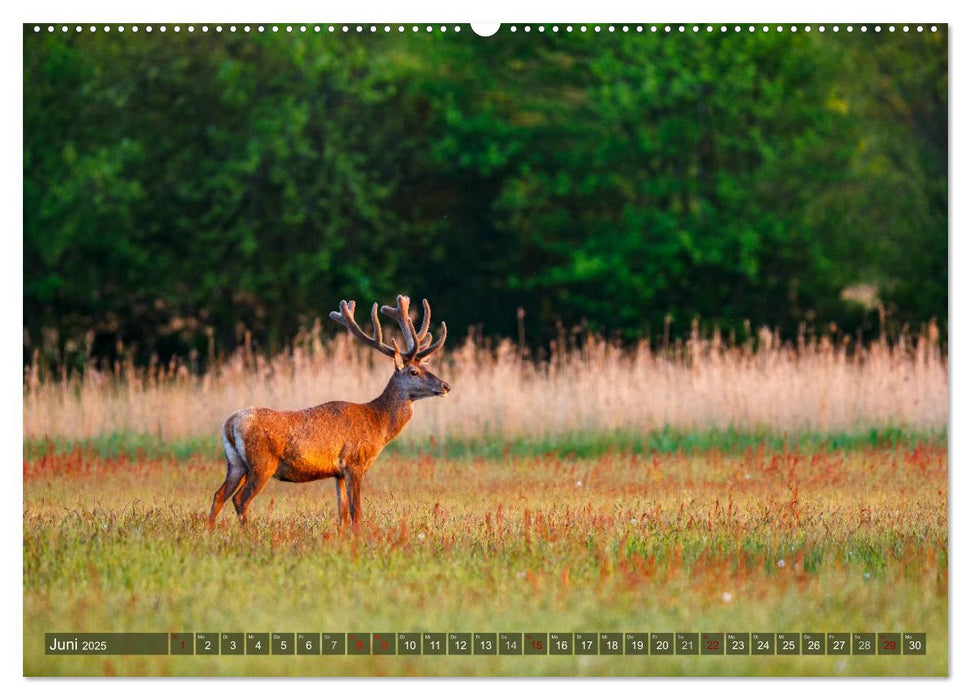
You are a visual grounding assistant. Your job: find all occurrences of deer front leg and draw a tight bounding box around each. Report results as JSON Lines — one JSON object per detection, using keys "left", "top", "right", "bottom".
{"left": 334, "top": 475, "right": 350, "bottom": 531}
{"left": 344, "top": 469, "right": 364, "bottom": 527}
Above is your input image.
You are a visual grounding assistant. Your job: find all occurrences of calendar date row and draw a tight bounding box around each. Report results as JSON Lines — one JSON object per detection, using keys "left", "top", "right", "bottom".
{"left": 46, "top": 632, "right": 926, "bottom": 656}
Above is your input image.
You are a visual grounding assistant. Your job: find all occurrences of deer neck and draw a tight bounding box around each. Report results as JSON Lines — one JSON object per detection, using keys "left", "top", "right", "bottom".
{"left": 369, "top": 380, "right": 414, "bottom": 442}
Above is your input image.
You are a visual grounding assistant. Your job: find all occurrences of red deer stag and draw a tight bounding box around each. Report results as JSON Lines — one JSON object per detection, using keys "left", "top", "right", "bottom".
{"left": 207, "top": 295, "right": 449, "bottom": 530}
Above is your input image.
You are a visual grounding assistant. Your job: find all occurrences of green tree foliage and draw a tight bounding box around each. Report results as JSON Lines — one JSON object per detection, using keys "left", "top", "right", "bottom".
{"left": 23, "top": 27, "right": 947, "bottom": 364}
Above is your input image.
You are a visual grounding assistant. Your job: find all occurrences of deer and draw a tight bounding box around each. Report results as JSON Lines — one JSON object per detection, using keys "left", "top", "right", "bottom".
{"left": 207, "top": 295, "right": 450, "bottom": 531}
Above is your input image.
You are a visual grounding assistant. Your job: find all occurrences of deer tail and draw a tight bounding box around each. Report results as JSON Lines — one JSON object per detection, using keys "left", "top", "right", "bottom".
{"left": 222, "top": 412, "right": 248, "bottom": 470}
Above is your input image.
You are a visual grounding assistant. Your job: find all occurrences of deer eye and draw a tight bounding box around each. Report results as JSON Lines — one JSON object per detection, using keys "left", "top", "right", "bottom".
{"left": 409, "top": 368, "right": 420, "bottom": 376}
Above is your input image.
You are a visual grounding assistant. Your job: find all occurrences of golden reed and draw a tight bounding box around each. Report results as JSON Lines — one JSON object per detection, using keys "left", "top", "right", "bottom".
{"left": 24, "top": 323, "right": 947, "bottom": 446}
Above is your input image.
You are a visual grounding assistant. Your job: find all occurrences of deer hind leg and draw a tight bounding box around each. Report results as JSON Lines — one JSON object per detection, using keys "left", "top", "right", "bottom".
{"left": 232, "top": 459, "right": 275, "bottom": 526}
{"left": 209, "top": 432, "right": 249, "bottom": 529}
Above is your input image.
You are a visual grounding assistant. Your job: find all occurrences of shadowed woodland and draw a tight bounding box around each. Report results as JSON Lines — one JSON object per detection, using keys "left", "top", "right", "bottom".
{"left": 24, "top": 26, "right": 947, "bottom": 368}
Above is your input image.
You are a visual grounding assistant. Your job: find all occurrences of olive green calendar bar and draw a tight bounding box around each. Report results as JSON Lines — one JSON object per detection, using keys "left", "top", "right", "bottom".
{"left": 45, "top": 633, "right": 169, "bottom": 655}
{"left": 45, "top": 632, "right": 927, "bottom": 655}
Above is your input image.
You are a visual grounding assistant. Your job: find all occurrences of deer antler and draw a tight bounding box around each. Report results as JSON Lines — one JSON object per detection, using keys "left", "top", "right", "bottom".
{"left": 411, "top": 298, "right": 447, "bottom": 359}
{"left": 411, "top": 298, "right": 445, "bottom": 354}
{"left": 380, "top": 295, "right": 421, "bottom": 355}
{"left": 379, "top": 295, "right": 446, "bottom": 361}
{"left": 328, "top": 300, "right": 397, "bottom": 357}
{"left": 414, "top": 298, "right": 432, "bottom": 345}
{"left": 330, "top": 295, "right": 446, "bottom": 362}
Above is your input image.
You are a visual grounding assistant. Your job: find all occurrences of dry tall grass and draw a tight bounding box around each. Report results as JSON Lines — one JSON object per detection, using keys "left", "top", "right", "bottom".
{"left": 23, "top": 324, "right": 948, "bottom": 446}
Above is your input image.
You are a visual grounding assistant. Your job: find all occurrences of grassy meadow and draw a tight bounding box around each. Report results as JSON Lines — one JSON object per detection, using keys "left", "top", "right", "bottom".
{"left": 22, "top": 330, "right": 948, "bottom": 676}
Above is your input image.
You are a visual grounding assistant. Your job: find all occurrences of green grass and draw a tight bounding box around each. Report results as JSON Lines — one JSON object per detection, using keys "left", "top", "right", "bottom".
{"left": 23, "top": 441, "right": 947, "bottom": 677}
{"left": 23, "top": 425, "right": 948, "bottom": 463}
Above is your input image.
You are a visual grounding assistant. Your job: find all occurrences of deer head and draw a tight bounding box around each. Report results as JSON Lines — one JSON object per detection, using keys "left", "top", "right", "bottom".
{"left": 329, "top": 295, "right": 451, "bottom": 400}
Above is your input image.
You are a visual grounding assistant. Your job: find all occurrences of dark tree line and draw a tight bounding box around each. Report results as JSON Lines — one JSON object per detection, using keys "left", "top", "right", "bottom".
{"left": 23, "top": 26, "right": 947, "bottom": 367}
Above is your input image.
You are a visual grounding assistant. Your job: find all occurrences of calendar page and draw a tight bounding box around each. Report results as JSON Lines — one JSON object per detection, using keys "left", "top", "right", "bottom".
{"left": 22, "top": 18, "right": 948, "bottom": 678}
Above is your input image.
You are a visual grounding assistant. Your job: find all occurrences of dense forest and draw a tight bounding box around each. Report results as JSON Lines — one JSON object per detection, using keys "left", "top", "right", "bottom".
{"left": 23, "top": 25, "right": 947, "bottom": 366}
